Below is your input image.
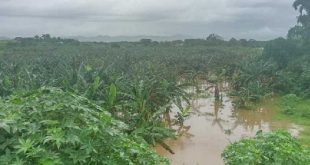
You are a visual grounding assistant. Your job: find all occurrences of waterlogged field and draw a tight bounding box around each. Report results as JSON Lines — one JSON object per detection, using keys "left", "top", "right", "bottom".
{"left": 0, "top": 37, "right": 266, "bottom": 164}
{"left": 155, "top": 84, "right": 301, "bottom": 165}
{"left": 0, "top": 35, "right": 309, "bottom": 164}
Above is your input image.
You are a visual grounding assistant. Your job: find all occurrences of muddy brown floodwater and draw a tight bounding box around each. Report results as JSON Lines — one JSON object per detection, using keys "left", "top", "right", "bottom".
{"left": 155, "top": 90, "right": 301, "bottom": 165}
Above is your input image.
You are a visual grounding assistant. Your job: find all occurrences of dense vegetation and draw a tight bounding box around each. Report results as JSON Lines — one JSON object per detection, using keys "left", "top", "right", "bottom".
{"left": 0, "top": 0, "right": 309, "bottom": 164}
{"left": 0, "top": 33, "right": 262, "bottom": 164}
{"left": 277, "top": 95, "right": 310, "bottom": 145}
{"left": 223, "top": 1, "right": 310, "bottom": 165}
{"left": 0, "top": 87, "right": 168, "bottom": 164}
{"left": 222, "top": 131, "right": 310, "bottom": 165}
{"left": 229, "top": 0, "right": 310, "bottom": 106}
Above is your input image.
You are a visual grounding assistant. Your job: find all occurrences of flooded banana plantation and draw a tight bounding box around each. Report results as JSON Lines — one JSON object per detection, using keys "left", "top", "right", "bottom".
{"left": 2, "top": 1, "right": 310, "bottom": 162}
{"left": 155, "top": 82, "right": 301, "bottom": 165}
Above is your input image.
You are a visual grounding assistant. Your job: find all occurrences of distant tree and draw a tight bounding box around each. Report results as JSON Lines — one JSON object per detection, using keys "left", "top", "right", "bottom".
{"left": 206, "top": 33, "right": 224, "bottom": 41}
{"left": 239, "top": 39, "right": 248, "bottom": 46}
{"left": 184, "top": 39, "right": 206, "bottom": 46}
{"left": 41, "top": 34, "right": 51, "bottom": 40}
{"left": 287, "top": 25, "right": 304, "bottom": 40}
{"left": 293, "top": 0, "right": 310, "bottom": 26}
{"left": 111, "top": 42, "right": 121, "bottom": 48}
{"left": 171, "top": 40, "right": 184, "bottom": 46}
{"left": 248, "top": 39, "right": 256, "bottom": 42}
{"left": 152, "top": 41, "right": 159, "bottom": 45}
{"left": 14, "top": 37, "right": 23, "bottom": 41}
{"left": 228, "top": 38, "right": 239, "bottom": 46}
{"left": 140, "top": 38, "right": 152, "bottom": 45}
{"left": 34, "top": 35, "right": 40, "bottom": 40}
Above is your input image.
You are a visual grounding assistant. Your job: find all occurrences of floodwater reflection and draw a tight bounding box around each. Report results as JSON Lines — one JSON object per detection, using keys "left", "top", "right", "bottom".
{"left": 155, "top": 91, "right": 301, "bottom": 165}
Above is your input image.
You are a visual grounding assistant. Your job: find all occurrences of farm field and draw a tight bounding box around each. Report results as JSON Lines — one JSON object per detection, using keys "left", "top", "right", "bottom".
{"left": 0, "top": 0, "right": 310, "bottom": 164}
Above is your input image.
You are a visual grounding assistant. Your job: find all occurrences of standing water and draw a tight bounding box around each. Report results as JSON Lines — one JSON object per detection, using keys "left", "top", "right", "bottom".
{"left": 155, "top": 85, "right": 301, "bottom": 165}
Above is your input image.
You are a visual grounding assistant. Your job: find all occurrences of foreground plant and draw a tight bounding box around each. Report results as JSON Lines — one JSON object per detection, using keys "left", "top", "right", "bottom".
{"left": 0, "top": 87, "right": 168, "bottom": 165}
{"left": 222, "top": 131, "right": 310, "bottom": 165}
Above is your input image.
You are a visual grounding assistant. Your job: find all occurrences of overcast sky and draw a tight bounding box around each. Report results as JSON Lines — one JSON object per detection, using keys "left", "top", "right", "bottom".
{"left": 0, "top": 0, "right": 299, "bottom": 40}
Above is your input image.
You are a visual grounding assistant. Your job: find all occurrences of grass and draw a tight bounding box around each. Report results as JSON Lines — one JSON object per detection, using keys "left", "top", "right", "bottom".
{"left": 260, "top": 96, "right": 310, "bottom": 147}
{"left": 277, "top": 98, "right": 310, "bottom": 146}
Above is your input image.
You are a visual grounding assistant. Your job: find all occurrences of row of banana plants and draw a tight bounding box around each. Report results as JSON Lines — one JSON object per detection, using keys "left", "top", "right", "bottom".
{"left": 0, "top": 34, "right": 259, "bottom": 164}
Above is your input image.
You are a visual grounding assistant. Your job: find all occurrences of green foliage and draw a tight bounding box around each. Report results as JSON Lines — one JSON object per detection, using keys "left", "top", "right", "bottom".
{"left": 280, "top": 94, "right": 302, "bottom": 115}
{"left": 0, "top": 34, "right": 259, "bottom": 163}
{"left": 0, "top": 33, "right": 269, "bottom": 163}
{"left": 0, "top": 1, "right": 307, "bottom": 162}
{"left": 293, "top": 0, "right": 310, "bottom": 44}
{"left": 0, "top": 36, "right": 257, "bottom": 146}
{"left": 229, "top": 56, "right": 274, "bottom": 107}
{"left": 271, "top": 96, "right": 310, "bottom": 145}
{"left": 263, "top": 38, "right": 300, "bottom": 68}
{"left": 222, "top": 131, "right": 310, "bottom": 165}
{"left": 108, "top": 83, "right": 117, "bottom": 107}
{"left": 0, "top": 87, "right": 168, "bottom": 165}
{"left": 229, "top": 0, "right": 310, "bottom": 107}
{"left": 280, "top": 94, "right": 310, "bottom": 119}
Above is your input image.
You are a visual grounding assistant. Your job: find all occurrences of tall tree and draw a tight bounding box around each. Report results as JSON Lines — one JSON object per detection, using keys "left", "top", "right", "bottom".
{"left": 293, "top": 0, "right": 310, "bottom": 25}
{"left": 293, "top": 0, "right": 310, "bottom": 43}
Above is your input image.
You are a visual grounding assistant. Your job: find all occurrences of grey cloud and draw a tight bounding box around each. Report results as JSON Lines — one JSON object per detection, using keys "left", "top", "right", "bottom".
{"left": 0, "top": 0, "right": 299, "bottom": 40}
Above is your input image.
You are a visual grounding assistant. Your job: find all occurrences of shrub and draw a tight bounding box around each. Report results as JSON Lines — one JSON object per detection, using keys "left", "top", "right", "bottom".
{"left": 0, "top": 87, "right": 168, "bottom": 165}
{"left": 222, "top": 131, "right": 310, "bottom": 165}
